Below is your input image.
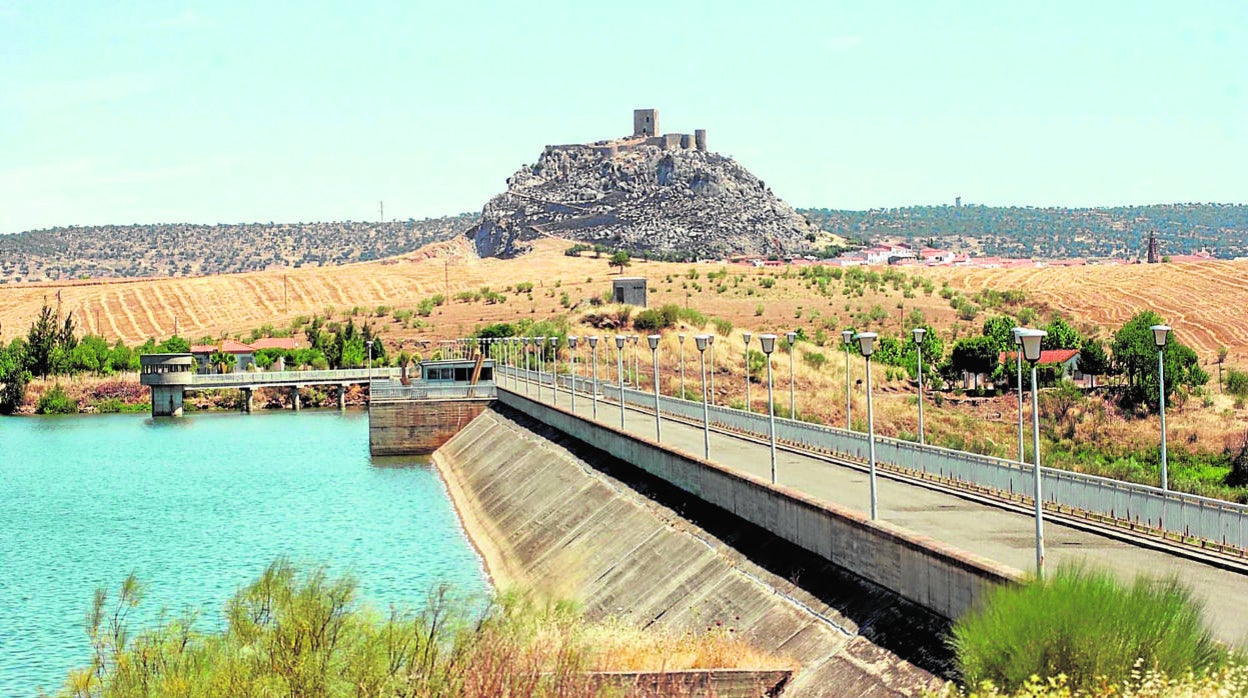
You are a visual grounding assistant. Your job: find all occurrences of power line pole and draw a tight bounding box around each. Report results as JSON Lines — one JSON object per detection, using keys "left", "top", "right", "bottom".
{"left": 379, "top": 200, "right": 384, "bottom": 222}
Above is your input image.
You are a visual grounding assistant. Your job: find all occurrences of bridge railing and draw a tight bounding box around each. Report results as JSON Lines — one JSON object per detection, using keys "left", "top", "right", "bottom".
{"left": 499, "top": 365, "right": 1248, "bottom": 551}
{"left": 192, "top": 368, "right": 399, "bottom": 387}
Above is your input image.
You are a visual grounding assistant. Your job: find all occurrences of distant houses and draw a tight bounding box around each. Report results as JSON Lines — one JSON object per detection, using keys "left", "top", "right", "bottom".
{"left": 191, "top": 337, "right": 300, "bottom": 373}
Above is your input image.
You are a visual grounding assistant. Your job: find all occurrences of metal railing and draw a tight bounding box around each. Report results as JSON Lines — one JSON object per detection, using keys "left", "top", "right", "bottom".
{"left": 192, "top": 368, "right": 399, "bottom": 387}
{"left": 500, "top": 366, "right": 1248, "bottom": 551}
{"left": 370, "top": 381, "right": 497, "bottom": 400}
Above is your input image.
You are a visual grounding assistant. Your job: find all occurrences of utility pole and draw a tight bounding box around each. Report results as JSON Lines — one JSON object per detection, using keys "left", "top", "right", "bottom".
{"left": 445, "top": 259, "right": 449, "bottom": 296}
{"left": 284, "top": 275, "right": 289, "bottom": 313}
{"left": 379, "top": 200, "right": 384, "bottom": 222}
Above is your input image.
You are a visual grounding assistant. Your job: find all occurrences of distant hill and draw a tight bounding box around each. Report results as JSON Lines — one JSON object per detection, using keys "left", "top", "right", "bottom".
{"left": 799, "top": 204, "right": 1248, "bottom": 259}
{"left": 0, "top": 215, "right": 474, "bottom": 282}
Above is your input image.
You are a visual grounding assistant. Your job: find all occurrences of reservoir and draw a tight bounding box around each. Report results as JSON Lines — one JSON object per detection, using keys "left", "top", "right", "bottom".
{"left": 0, "top": 409, "right": 490, "bottom": 694}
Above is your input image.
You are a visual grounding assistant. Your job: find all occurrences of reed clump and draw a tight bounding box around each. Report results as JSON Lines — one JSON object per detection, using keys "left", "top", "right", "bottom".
{"left": 56, "top": 560, "right": 787, "bottom": 698}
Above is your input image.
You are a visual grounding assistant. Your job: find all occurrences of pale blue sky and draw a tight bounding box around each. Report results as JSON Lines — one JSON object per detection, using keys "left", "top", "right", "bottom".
{"left": 2, "top": 1, "right": 1244, "bottom": 234}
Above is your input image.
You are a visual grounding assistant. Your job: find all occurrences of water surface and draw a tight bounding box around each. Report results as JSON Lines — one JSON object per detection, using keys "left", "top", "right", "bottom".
{"left": 0, "top": 409, "right": 489, "bottom": 694}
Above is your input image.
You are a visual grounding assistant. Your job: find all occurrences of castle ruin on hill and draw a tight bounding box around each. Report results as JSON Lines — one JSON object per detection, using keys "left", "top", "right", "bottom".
{"left": 545, "top": 108, "right": 707, "bottom": 158}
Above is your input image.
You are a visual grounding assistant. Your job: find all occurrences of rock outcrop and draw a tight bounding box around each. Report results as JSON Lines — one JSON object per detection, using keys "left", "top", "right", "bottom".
{"left": 467, "top": 144, "right": 820, "bottom": 260}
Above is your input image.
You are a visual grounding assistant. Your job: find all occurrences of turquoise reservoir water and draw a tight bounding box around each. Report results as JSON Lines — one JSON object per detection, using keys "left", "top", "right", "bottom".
{"left": 0, "top": 409, "right": 489, "bottom": 695}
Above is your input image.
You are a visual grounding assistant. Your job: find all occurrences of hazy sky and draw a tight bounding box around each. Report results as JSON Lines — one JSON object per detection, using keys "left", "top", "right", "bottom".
{"left": 2, "top": 1, "right": 1244, "bottom": 233}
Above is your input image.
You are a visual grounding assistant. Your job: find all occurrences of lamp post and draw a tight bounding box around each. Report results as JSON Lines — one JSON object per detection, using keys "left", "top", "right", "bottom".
{"left": 568, "top": 336, "right": 579, "bottom": 412}
{"left": 614, "top": 335, "right": 626, "bottom": 429}
{"left": 630, "top": 335, "right": 639, "bottom": 388}
{"left": 787, "top": 330, "right": 798, "bottom": 420}
{"left": 854, "top": 332, "right": 879, "bottom": 519}
{"left": 549, "top": 336, "right": 559, "bottom": 406}
{"left": 367, "top": 340, "right": 374, "bottom": 390}
{"left": 707, "top": 334, "right": 716, "bottom": 406}
{"left": 1018, "top": 328, "right": 1048, "bottom": 576}
{"left": 842, "top": 330, "right": 853, "bottom": 430}
{"left": 648, "top": 334, "right": 661, "bottom": 442}
{"left": 1152, "top": 324, "right": 1171, "bottom": 491}
{"left": 589, "top": 336, "right": 600, "bottom": 420}
{"left": 678, "top": 333, "right": 687, "bottom": 399}
{"left": 760, "top": 334, "right": 778, "bottom": 483}
{"left": 743, "top": 331, "right": 753, "bottom": 412}
{"left": 523, "top": 337, "right": 532, "bottom": 396}
{"left": 912, "top": 327, "right": 926, "bottom": 445}
{"left": 695, "top": 334, "right": 711, "bottom": 459}
{"left": 536, "top": 336, "right": 545, "bottom": 401}
{"left": 1013, "top": 327, "right": 1025, "bottom": 463}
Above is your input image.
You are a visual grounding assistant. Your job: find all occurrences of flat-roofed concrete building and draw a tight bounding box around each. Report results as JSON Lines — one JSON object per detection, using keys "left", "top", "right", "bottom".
{"left": 612, "top": 277, "right": 648, "bottom": 307}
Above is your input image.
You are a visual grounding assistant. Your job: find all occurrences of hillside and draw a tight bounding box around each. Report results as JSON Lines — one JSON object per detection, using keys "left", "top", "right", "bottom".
{"left": 0, "top": 214, "right": 474, "bottom": 283}
{"left": 468, "top": 144, "right": 823, "bottom": 261}
{"left": 800, "top": 204, "right": 1248, "bottom": 259}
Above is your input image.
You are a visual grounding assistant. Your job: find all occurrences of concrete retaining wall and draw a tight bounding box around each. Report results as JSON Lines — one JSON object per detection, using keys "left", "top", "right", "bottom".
{"left": 368, "top": 398, "right": 492, "bottom": 455}
{"left": 497, "top": 389, "right": 1018, "bottom": 622}
{"left": 434, "top": 407, "right": 946, "bottom": 696}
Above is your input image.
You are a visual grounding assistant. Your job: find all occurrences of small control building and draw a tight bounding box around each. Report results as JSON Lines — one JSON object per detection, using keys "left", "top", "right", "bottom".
{"left": 612, "top": 277, "right": 648, "bottom": 307}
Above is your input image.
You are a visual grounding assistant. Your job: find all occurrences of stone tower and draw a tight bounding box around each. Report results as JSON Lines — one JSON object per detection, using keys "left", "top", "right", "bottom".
{"left": 1147, "top": 230, "right": 1159, "bottom": 263}
{"left": 633, "top": 109, "right": 658, "bottom": 137}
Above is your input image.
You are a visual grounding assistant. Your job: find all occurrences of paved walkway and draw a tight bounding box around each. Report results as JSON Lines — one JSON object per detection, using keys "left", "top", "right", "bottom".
{"left": 505, "top": 374, "right": 1248, "bottom": 646}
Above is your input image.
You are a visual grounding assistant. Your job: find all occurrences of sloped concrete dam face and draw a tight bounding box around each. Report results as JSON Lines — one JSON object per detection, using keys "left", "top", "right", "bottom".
{"left": 433, "top": 407, "right": 951, "bottom": 696}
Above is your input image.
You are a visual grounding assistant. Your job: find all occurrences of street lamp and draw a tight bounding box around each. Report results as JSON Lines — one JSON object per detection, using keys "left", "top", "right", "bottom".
{"left": 760, "top": 334, "right": 778, "bottom": 483}
{"left": 1013, "top": 327, "right": 1025, "bottom": 463}
{"left": 367, "top": 340, "right": 374, "bottom": 390}
{"left": 1018, "top": 327, "right": 1048, "bottom": 576}
{"left": 678, "top": 333, "right": 687, "bottom": 399}
{"left": 743, "top": 331, "right": 753, "bottom": 412}
{"left": 912, "top": 327, "right": 926, "bottom": 445}
{"left": 648, "top": 334, "right": 661, "bottom": 441}
{"left": 568, "top": 336, "right": 579, "bottom": 412}
{"left": 854, "top": 331, "right": 879, "bottom": 519}
{"left": 842, "top": 329, "right": 853, "bottom": 430}
{"left": 787, "top": 330, "right": 798, "bottom": 419}
{"left": 549, "top": 336, "right": 559, "bottom": 406}
{"left": 522, "top": 337, "right": 532, "bottom": 397}
{"left": 1152, "top": 324, "right": 1172, "bottom": 491}
{"left": 707, "top": 333, "right": 716, "bottom": 406}
{"left": 614, "top": 335, "right": 627, "bottom": 429}
{"left": 695, "top": 334, "right": 711, "bottom": 459}
{"left": 589, "top": 336, "right": 600, "bottom": 420}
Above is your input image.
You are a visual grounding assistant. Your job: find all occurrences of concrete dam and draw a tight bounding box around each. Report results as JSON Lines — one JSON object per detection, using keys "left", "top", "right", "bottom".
{"left": 375, "top": 365, "right": 1021, "bottom": 695}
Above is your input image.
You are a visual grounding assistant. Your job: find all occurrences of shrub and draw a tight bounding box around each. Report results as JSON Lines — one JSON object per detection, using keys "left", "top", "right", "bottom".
{"left": 802, "top": 350, "right": 827, "bottom": 371}
{"left": 950, "top": 563, "right": 1223, "bottom": 694}
{"left": 515, "top": 281, "right": 534, "bottom": 293}
{"left": 711, "top": 317, "right": 733, "bottom": 337}
{"left": 36, "top": 383, "right": 78, "bottom": 414}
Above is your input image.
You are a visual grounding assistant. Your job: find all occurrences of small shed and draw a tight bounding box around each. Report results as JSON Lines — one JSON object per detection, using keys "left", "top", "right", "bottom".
{"left": 612, "top": 277, "right": 648, "bottom": 307}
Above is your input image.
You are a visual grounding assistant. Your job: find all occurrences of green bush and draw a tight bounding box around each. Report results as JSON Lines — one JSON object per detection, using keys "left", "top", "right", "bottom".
{"left": 711, "top": 317, "right": 733, "bottom": 337}
{"left": 36, "top": 383, "right": 78, "bottom": 414}
{"left": 950, "top": 563, "right": 1224, "bottom": 693}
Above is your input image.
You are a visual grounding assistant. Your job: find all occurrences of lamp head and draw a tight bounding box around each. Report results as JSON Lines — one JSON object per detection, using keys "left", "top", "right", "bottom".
{"left": 759, "top": 333, "right": 777, "bottom": 354}
{"left": 522, "top": 336, "right": 530, "bottom": 345}
{"left": 678, "top": 333, "right": 686, "bottom": 344}
{"left": 568, "top": 336, "right": 578, "bottom": 349}
{"left": 705, "top": 334, "right": 714, "bottom": 346}
{"left": 588, "top": 335, "right": 599, "bottom": 348}
{"left": 1150, "top": 324, "right": 1171, "bottom": 349}
{"left": 842, "top": 329, "right": 853, "bottom": 346}
{"left": 549, "top": 336, "right": 558, "bottom": 346}
{"left": 694, "top": 334, "right": 709, "bottom": 352}
{"left": 911, "top": 327, "right": 926, "bottom": 344}
{"left": 614, "top": 335, "right": 626, "bottom": 349}
{"left": 1019, "top": 328, "right": 1047, "bottom": 363}
{"left": 367, "top": 340, "right": 373, "bottom": 348}
{"left": 786, "top": 330, "right": 798, "bottom": 346}
{"left": 854, "top": 331, "right": 878, "bottom": 357}
{"left": 1011, "top": 326, "right": 1023, "bottom": 346}
{"left": 743, "top": 331, "right": 752, "bottom": 346}
{"left": 647, "top": 334, "right": 660, "bottom": 350}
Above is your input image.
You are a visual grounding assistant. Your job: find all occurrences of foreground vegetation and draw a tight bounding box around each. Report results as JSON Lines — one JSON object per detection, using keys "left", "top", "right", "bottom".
{"left": 57, "top": 560, "right": 785, "bottom": 698}
{"left": 942, "top": 563, "right": 1241, "bottom": 696}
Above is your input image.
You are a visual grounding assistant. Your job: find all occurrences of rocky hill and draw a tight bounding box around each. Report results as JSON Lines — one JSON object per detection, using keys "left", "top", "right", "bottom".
{"left": 0, "top": 215, "right": 473, "bottom": 282}
{"left": 467, "top": 144, "right": 821, "bottom": 261}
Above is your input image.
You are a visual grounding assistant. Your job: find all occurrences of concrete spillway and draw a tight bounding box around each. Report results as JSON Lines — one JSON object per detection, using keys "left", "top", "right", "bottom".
{"left": 433, "top": 406, "right": 951, "bottom": 696}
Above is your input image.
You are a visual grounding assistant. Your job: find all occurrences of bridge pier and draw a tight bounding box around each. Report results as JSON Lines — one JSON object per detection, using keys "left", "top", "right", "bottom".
{"left": 241, "top": 387, "right": 253, "bottom": 414}
{"left": 292, "top": 386, "right": 301, "bottom": 412}
{"left": 337, "top": 385, "right": 347, "bottom": 410}
{"left": 151, "top": 385, "right": 185, "bottom": 417}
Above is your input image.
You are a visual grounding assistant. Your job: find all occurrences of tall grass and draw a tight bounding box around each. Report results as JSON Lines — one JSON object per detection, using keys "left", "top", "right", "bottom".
{"left": 59, "top": 560, "right": 784, "bottom": 698}
{"left": 950, "top": 563, "right": 1227, "bottom": 694}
